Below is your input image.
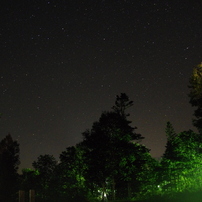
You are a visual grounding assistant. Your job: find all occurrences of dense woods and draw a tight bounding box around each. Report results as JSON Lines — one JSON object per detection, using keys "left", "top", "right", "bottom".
{"left": 1, "top": 64, "right": 202, "bottom": 201}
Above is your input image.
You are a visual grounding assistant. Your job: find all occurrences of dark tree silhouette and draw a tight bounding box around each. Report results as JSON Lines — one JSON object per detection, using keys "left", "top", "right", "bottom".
{"left": 81, "top": 93, "right": 146, "bottom": 200}
{"left": 163, "top": 122, "right": 177, "bottom": 159}
{"left": 0, "top": 134, "right": 20, "bottom": 201}
{"left": 32, "top": 154, "right": 57, "bottom": 200}
{"left": 189, "top": 63, "right": 202, "bottom": 133}
{"left": 112, "top": 93, "right": 134, "bottom": 117}
{"left": 20, "top": 168, "right": 39, "bottom": 194}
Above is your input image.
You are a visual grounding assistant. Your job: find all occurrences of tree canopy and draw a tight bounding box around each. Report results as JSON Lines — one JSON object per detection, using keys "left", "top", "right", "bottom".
{"left": 3, "top": 66, "right": 202, "bottom": 201}
{"left": 189, "top": 63, "right": 202, "bottom": 133}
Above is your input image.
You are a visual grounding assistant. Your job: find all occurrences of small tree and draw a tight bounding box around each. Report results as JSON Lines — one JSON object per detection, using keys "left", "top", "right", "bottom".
{"left": 19, "top": 168, "right": 39, "bottom": 200}
{"left": 56, "top": 144, "right": 88, "bottom": 201}
{"left": 32, "top": 154, "right": 57, "bottom": 200}
{"left": 161, "top": 129, "right": 202, "bottom": 194}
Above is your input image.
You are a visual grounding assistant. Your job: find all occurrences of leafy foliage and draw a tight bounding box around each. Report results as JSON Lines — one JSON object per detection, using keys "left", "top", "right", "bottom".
{"left": 81, "top": 93, "right": 150, "bottom": 200}
{"left": 160, "top": 129, "right": 202, "bottom": 194}
{"left": 14, "top": 85, "right": 202, "bottom": 201}
{"left": 56, "top": 144, "right": 88, "bottom": 201}
{"left": 189, "top": 63, "right": 202, "bottom": 133}
{"left": 32, "top": 154, "right": 57, "bottom": 201}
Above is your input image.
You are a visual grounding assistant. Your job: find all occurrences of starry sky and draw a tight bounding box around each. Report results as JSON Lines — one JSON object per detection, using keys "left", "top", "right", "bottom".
{"left": 1, "top": 1, "right": 202, "bottom": 170}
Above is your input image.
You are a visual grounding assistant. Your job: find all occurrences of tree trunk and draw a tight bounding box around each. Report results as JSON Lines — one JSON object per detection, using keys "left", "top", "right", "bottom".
{"left": 111, "top": 178, "right": 116, "bottom": 201}
{"left": 102, "top": 182, "right": 107, "bottom": 201}
{"left": 127, "top": 181, "right": 132, "bottom": 199}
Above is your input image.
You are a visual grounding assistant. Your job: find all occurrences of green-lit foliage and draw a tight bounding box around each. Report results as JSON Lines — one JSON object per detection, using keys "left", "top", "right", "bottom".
{"left": 116, "top": 142, "right": 158, "bottom": 200}
{"left": 19, "top": 168, "right": 39, "bottom": 199}
{"left": 53, "top": 144, "right": 89, "bottom": 201}
{"left": 160, "top": 129, "right": 202, "bottom": 194}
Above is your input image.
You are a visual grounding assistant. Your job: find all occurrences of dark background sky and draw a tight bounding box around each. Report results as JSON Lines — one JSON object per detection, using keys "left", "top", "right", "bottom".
{"left": 1, "top": 1, "right": 202, "bottom": 170}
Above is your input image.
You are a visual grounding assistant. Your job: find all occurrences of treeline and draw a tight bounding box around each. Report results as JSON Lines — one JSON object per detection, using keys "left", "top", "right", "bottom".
{"left": 1, "top": 64, "right": 202, "bottom": 202}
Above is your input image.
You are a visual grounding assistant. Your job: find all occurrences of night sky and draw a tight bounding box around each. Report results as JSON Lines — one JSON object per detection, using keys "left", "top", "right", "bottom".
{"left": 1, "top": 1, "right": 202, "bottom": 170}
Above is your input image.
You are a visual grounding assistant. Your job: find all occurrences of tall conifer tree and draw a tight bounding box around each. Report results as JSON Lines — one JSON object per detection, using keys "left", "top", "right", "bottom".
{"left": 81, "top": 93, "right": 147, "bottom": 200}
